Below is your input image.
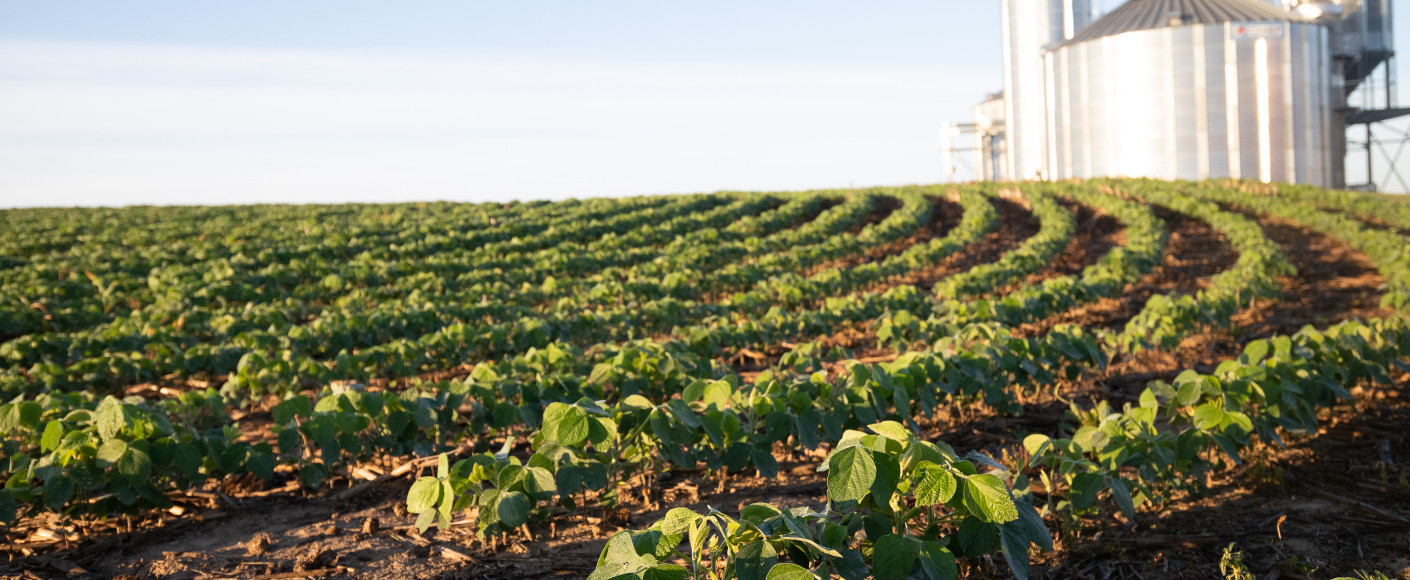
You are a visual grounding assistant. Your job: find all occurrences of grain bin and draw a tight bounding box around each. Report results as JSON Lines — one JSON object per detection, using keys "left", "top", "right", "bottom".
{"left": 1041, "top": 0, "right": 1336, "bottom": 186}
{"left": 1001, "top": 0, "right": 1094, "bottom": 181}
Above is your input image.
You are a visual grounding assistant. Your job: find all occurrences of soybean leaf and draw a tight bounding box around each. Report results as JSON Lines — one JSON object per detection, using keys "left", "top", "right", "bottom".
{"left": 914, "top": 463, "right": 958, "bottom": 505}
{"left": 496, "top": 490, "right": 531, "bottom": 528}
{"left": 590, "top": 531, "right": 657, "bottom": 580}
{"left": 299, "top": 463, "right": 327, "bottom": 489}
{"left": 630, "top": 530, "right": 682, "bottom": 561}
{"left": 870, "top": 452, "right": 901, "bottom": 506}
{"left": 734, "top": 539, "right": 779, "bottom": 580}
{"left": 40, "top": 421, "right": 63, "bottom": 452}
{"left": 999, "top": 521, "right": 1033, "bottom": 580}
{"left": 826, "top": 446, "right": 876, "bottom": 503}
{"left": 115, "top": 445, "right": 152, "bottom": 483}
{"left": 95, "top": 398, "right": 126, "bottom": 440}
{"left": 543, "top": 403, "right": 589, "bottom": 446}
{"left": 642, "top": 565, "right": 689, "bottom": 580}
{"left": 407, "top": 477, "right": 442, "bottom": 514}
{"left": 44, "top": 474, "right": 74, "bottom": 511}
{"left": 1068, "top": 471, "right": 1103, "bottom": 511}
{"left": 867, "top": 421, "right": 912, "bottom": 443}
{"left": 0, "top": 491, "right": 14, "bottom": 525}
{"left": 872, "top": 534, "right": 919, "bottom": 580}
{"left": 765, "top": 563, "right": 815, "bottom": 580}
{"left": 1107, "top": 476, "right": 1135, "bottom": 520}
{"left": 917, "top": 541, "right": 958, "bottom": 580}
{"left": 962, "top": 474, "right": 1019, "bottom": 523}
{"left": 657, "top": 507, "right": 701, "bottom": 535}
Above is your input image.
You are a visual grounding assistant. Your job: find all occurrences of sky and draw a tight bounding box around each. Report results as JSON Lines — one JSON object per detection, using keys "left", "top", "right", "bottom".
{"left": 0, "top": 1, "right": 1407, "bottom": 207}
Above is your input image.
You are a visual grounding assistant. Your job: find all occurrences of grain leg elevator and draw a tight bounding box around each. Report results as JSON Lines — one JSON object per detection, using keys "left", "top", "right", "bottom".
{"left": 943, "top": 0, "right": 1404, "bottom": 191}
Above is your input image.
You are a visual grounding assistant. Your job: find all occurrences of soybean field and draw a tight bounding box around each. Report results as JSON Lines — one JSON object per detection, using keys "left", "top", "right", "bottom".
{"left": 2, "top": 179, "right": 1408, "bottom": 579}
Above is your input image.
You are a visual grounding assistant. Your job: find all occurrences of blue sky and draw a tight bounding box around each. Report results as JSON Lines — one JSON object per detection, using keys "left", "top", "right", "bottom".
{"left": 0, "top": 1, "right": 1405, "bottom": 206}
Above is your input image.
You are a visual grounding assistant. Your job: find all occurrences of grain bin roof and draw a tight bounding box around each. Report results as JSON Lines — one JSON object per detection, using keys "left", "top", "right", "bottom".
{"left": 1059, "top": 0, "right": 1302, "bottom": 48}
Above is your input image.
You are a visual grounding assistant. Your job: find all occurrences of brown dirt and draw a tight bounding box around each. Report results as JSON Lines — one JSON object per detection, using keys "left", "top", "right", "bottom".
{"left": 1238, "top": 215, "right": 1392, "bottom": 336}
{"left": 850, "top": 196, "right": 1041, "bottom": 295}
{"left": 1016, "top": 206, "right": 1237, "bottom": 339}
{"left": 847, "top": 195, "right": 901, "bottom": 234}
{"left": 708, "top": 196, "right": 906, "bottom": 299}
{"left": 1318, "top": 205, "right": 1410, "bottom": 239}
{"left": 1092, "top": 209, "right": 1391, "bottom": 396}
{"left": 800, "top": 196, "right": 952, "bottom": 277}
{"left": 1002, "top": 201, "right": 1125, "bottom": 295}
{"left": 1030, "top": 379, "right": 1410, "bottom": 579}
{"left": 780, "top": 197, "right": 841, "bottom": 233}
{"left": 726, "top": 197, "right": 1041, "bottom": 377}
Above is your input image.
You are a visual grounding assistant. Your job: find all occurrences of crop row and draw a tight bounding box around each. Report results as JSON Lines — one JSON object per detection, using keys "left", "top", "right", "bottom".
{"left": 0, "top": 196, "right": 660, "bottom": 336}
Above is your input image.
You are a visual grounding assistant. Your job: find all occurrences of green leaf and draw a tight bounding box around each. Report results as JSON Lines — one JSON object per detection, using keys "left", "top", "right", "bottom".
{"left": 543, "top": 403, "right": 589, "bottom": 446}
{"left": 764, "top": 563, "right": 815, "bottom": 580}
{"left": 1175, "top": 377, "right": 1202, "bottom": 406}
{"left": 778, "top": 534, "right": 842, "bottom": 558}
{"left": 962, "top": 474, "right": 1018, "bottom": 524}
{"left": 1243, "top": 339, "right": 1270, "bottom": 364}
{"left": 870, "top": 451, "right": 901, "bottom": 506}
{"left": 1068, "top": 471, "right": 1103, "bottom": 510}
{"left": 0, "top": 491, "right": 15, "bottom": 525}
{"left": 642, "top": 565, "right": 689, "bottom": 580}
{"left": 115, "top": 445, "right": 152, "bottom": 483}
{"left": 630, "top": 530, "right": 682, "bottom": 561}
{"left": 40, "top": 420, "right": 63, "bottom": 452}
{"left": 872, "top": 534, "right": 920, "bottom": 580}
{"left": 173, "top": 442, "right": 202, "bottom": 477}
{"left": 588, "top": 417, "right": 616, "bottom": 448}
{"left": 1007, "top": 501, "right": 1052, "bottom": 551}
{"left": 619, "top": 394, "right": 655, "bottom": 410}
{"left": 0, "top": 401, "right": 41, "bottom": 433}
{"left": 1192, "top": 402, "right": 1225, "bottom": 431}
{"left": 999, "top": 521, "right": 1033, "bottom": 580}
{"left": 272, "top": 396, "right": 312, "bottom": 425}
{"left": 496, "top": 490, "right": 531, "bottom": 528}
{"left": 826, "top": 446, "right": 876, "bottom": 503}
{"left": 734, "top": 539, "right": 779, "bottom": 580}
{"left": 1107, "top": 476, "right": 1135, "bottom": 520}
{"left": 914, "top": 463, "right": 958, "bottom": 505}
{"left": 94, "top": 398, "right": 126, "bottom": 440}
{"left": 407, "top": 477, "right": 442, "bottom": 514}
{"left": 700, "top": 380, "right": 731, "bottom": 408}
{"left": 439, "top": 480, "right": 454, "bottom": 526}
{"left": 1021, "top": 433, "right": 1050, "bottom": 458}
{"left": 867, "top": 421, "right": 912, "bottom": 442}
{"left": 917, "top": 542, "right": 957, "bottom": 580}
{"left": 96, "top": 439, "right": 129, "bottom": 467}
{"left": 44, "top": 474, "right": 75, "bottom": 511}
{"left": 415, "top": 509, "right": 437, "bottom": 534}
{"left": 740, "top": 503, "right": 781, "bottom": 522}
{"left": 750, "top": 447, "right": 779, "bottom": 479}
{"left": 656, "top": 507, "right": 701, "bottom": 535}
{"left": 592, "top": 531, "right": 656, "bottom": 580}
{"left": 953, "top": 517, "right": 998, "bottom": 558}
{"left": 246, "top": 451, "right": 275, "bottom": 481}
{"left": 299, "top": 463, "right": 327, "bottom": 489}
{"left": 524, "top": 466, "right": 557, "bottom": 500}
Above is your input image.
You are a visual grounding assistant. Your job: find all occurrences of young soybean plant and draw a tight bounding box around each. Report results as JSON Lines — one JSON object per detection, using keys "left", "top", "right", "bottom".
{"left": 587, "top": 421, "right": 1051, "bottom": 580}
{"left": 405, "top": 401, "right": 616, "bottom": 537}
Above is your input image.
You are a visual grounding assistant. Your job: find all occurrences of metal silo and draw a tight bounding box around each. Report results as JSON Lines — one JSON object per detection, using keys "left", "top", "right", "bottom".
{"left": 1042, "top": 0, "right": 1336, "bottom": 186}
{"left": 1001, "top": 0, "right": 1093, "bottom": 181}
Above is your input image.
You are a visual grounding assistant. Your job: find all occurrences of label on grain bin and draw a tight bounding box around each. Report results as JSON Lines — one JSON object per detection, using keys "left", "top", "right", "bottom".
{"left": 1230, "top": 23, "right": 1284, "bottom": 40}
